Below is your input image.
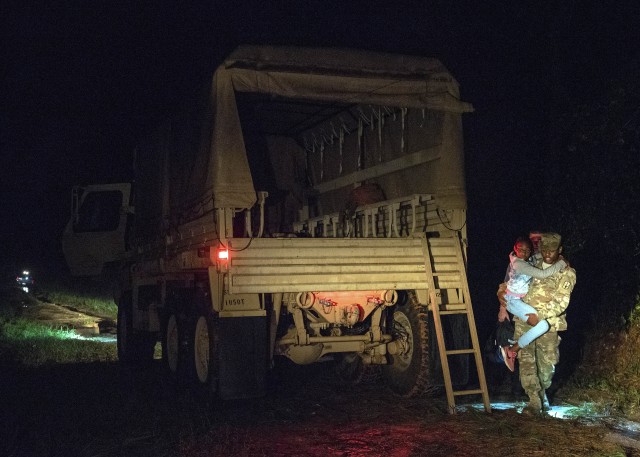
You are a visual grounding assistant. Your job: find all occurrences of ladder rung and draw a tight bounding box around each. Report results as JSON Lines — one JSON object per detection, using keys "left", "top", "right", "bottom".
{"left": 430, "top": 303, "right": 468, "bottom": 313}
{"left": 440, "top": 309, "right": 469, "bottom": 315}
{"left": 423, "top": 234, "right": 490, "bottom": 413}
{"left": 445, "top": 349, "right": 475, "bottom": 355}
{"left": 453, "top": 389, "right": 484, "bottom": 397}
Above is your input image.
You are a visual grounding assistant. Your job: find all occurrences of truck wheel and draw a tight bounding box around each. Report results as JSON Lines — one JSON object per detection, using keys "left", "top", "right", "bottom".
{"left": 161, "top": 312, "right": 184, "bottom": 383}
{"left": 117, "top": 292, "right": 156, "bottom": 364}
{"left": 382, "top": 294, "right": 431, "bottom": 397}
{"left": 186, "top": 311, "right": 218, "bottom": 398}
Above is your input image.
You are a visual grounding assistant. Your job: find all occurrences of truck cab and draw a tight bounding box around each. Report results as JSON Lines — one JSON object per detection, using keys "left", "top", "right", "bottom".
{"left": 62, "top": 183, "right": 132, "bottom": 276}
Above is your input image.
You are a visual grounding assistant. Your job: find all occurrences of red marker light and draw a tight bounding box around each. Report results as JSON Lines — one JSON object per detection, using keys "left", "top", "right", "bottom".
{"left": 218, "top": 249, "right": 229, "bottom": 260}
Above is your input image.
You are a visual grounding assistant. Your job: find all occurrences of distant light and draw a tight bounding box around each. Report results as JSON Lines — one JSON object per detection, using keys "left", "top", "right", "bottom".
{"left": 23, "top": 270, "right": 29, "bottom": 275}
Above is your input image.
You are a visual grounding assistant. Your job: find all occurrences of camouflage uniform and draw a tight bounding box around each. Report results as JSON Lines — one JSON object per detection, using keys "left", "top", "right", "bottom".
{"left": 515, "top": 253, "right": 576, "bottom": 410}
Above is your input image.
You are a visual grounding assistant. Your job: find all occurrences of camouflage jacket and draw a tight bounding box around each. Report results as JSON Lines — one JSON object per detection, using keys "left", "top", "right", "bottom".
{"left": 523, "top": 260, "right": 576, "bottom": 332}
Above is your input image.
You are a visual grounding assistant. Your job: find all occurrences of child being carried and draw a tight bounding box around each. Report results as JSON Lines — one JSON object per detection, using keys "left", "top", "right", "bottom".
{"left": 499, "top": 236, "right": 567, "bottom": 372}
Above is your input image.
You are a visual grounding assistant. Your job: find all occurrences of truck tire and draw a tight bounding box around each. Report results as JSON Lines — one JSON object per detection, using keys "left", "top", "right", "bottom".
{"left": 117, "top": 292, "right": 156, "bottom": 364}
{"left": 186, "top": 311, "right": 218, "bottom": 399}
{"left": 382, "top": 293, "right": 431, "bottom": 397}
{"left": 161, "top": 311, "right": 185, "bottom": 384}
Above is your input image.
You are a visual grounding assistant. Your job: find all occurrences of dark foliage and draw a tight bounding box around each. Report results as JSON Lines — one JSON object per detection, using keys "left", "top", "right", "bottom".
{"left": 542, "top": 57, "right": 640, "bottom": 329}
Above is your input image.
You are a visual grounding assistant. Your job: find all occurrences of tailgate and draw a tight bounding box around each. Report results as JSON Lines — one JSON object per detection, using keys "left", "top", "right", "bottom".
{"left": 225, "top": 236, "right": 431, "bottom": 294}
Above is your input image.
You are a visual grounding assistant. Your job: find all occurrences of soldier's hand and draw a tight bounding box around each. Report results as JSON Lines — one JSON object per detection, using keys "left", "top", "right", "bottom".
{"left": 498, "top": 306, "right": 510, "bottom": 322}
{"left": 497, "top": 283, "right": 507, "bottom": 307}
{"left": 526, "top": 313, "right": 539, "bottom": 326}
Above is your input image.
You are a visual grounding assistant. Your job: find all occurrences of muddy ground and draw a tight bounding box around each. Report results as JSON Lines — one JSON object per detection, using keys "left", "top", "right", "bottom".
{"left": 1, "top": 289, "right": 639, "bottom": 456}
{"left": 3, "top": 357, "right": 639, "bottom": 457}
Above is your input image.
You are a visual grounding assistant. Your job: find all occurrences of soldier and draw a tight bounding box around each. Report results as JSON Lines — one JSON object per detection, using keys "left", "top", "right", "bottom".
{"left": 498, "top": 232, "right": 577, "bottom": 415}
{"left": 498, "top": 236, "right": 568, "bottom": 372}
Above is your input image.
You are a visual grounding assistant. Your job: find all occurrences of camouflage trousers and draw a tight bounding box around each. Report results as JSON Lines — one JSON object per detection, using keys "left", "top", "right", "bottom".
{"left": 514, "top": 319, "right": 561, "bottom": 407}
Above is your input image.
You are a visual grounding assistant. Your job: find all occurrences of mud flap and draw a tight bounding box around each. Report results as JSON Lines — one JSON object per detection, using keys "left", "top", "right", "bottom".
{"left": 218, "top": 316, "right": 268, "bottom": 400}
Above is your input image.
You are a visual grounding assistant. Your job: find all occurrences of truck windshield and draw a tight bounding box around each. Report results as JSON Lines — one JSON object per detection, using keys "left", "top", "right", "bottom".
{"left": 74, "top": 190, "right": 123, "bottom": 232}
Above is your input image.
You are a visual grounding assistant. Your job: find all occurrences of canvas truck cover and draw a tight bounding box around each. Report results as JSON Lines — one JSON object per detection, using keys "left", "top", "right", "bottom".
{"left": 134, "top": 45, "right": 472, "bottom": 246}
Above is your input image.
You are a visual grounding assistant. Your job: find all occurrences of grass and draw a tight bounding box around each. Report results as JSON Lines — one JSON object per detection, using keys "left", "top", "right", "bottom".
{"left": 42, "top": 288, "right": 118, "bottom": 319}
{"left": 35, "top": 276, "right": 118, "bottom": 320}
{"left": 0, "top": 284, "right": 117, "bottom": 366}
{"left": 0, "top": 315, "right": 117, "bottom": 366}
{"left": 562, "top": 299, "right": 640, "bottom": 420}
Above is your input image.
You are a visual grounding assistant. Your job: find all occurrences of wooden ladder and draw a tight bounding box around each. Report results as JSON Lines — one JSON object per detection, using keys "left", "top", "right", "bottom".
{"left": 421, "top": 234, "right": 491, "bottom": 414}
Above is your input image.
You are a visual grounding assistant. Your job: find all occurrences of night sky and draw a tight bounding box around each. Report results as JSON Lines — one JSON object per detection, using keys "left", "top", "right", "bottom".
{"left": 2, "top": 1, "right": 639, "bottom": 299}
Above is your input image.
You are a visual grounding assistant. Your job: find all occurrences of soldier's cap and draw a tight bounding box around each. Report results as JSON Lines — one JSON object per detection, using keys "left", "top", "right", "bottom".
{"left": 540, "top": 232, "right": 562, "bottom": 250}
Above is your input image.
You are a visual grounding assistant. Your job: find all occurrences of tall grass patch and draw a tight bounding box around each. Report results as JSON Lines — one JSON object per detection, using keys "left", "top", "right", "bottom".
{"left": 0, "top": 316, "right": 117, "bottom": 365}
{"left": 37, "top": 274, "right": 118, "bottom": 320}
{"left": 43, "top": 289, "right": 117, "bottom": 319}
{"left": 564, "top": 295, "right": 640, "bottom": 419}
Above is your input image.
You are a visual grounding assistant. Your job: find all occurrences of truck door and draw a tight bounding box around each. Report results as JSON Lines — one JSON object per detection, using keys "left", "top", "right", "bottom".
{"left": 62, "top": 183, "right": 132, "bottom": 276}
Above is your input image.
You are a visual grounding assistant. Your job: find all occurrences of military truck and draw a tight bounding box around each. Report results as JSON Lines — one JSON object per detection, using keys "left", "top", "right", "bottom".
{"left": 63, "top": 46, "right": 476, "bottom": 401}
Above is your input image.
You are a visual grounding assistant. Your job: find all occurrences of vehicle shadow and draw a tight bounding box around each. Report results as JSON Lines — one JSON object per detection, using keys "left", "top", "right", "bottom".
{"left": 0, "top": 358, "right": 451, "bottom": 457}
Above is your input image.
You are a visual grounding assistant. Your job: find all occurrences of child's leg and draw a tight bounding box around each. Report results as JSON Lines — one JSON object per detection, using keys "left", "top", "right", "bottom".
{"left": 506, "top": 296, "right": 538, "bottom": 323}
{"left": 505, "top": 296, "right": 550, "bottom": 348}
{"left": 517, "top": 319, "right": 550, "bottom": 348}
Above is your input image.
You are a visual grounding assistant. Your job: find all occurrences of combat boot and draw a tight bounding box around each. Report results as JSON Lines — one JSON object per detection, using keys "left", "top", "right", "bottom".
{"left": 521, "top": 396, "right": 542, "bottom": 416}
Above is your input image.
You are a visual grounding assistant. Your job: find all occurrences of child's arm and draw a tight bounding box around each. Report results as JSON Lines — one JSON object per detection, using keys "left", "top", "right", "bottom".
{"left": 513, "top": 257, "right": 567, "bottom": 279}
